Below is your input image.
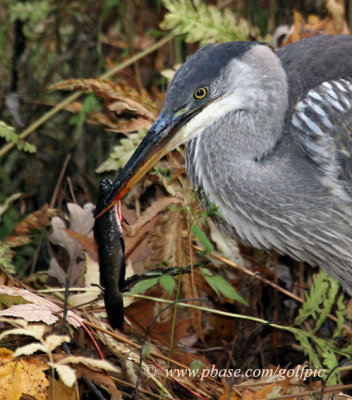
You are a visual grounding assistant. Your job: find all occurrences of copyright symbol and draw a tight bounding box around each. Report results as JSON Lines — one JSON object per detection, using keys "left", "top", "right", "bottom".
{"left": 144, "top": 365, "right": 156, "bottom": 377}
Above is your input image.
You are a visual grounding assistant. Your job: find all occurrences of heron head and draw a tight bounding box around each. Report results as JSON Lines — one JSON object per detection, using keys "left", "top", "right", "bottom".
{"left": 95, "top": 41, "right": 284, "bottom": 217}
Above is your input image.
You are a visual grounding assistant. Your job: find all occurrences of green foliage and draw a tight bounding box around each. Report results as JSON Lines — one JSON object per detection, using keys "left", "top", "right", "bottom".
{"left": 9, "top": 0, "right": 52, "bottom": 27}
{"left": 294, "top": 270, "right": 340, "bottom": 329}
{"left": 128, "top": 274, "right": 176, "bottom": 296}
{"left": 151, "top": 167, "right": 172, "bottom": 183}
{"left": 287, "top": 326, "right": 344, "bottom": 385}
{"left": 191, "top": 224, "right": 213, "bottom": 254}
{"left": 0, "top": 193, "right": 22, "bottom": 220}
{"left": 0, "top": 241, "right": 15, "bottom": 274}
{"left": 201, "top": 202, "right": 222, "bottom": 219}
{"left": 0, "top": 121, "right": 36, "bottom": 153}
{"left": 160, "top": 0, "right": 261, "bottom": 45}
{"left": 69, "top": 94, "right": 102, "bottom": 145}
{"left": 96, "top": 129, "right": 147, "bottom": 173}
{"left": 190, "top": 359, "right": 202, "bottom": 378}
{"left": 200, "top": 267, "right": 248, "bottom": 306}
{"left": 159, "top": 274, "right": 176, "bottom": 295}
{"left": 142, "top": 342, "right": 152, "bottom": 358}
{"left": 288, "top": 271, "right": 349, "bottom": 385}
{"left": 334, "top": 294, "right": 346, "bottom": 338}
{"left": 128, "top": 277, "right": 159, "bottom": 294}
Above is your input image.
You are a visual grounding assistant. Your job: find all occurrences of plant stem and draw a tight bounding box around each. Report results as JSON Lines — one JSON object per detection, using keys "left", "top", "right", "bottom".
{"left": 0, "top": 33, "right": 175, "bottom": 159}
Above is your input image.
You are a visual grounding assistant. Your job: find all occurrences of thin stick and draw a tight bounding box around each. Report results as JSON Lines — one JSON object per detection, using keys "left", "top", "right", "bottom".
{"left": 30, "top": 154, "right": 71, "bottom": 275}
{"left": 50, "top": 154, "right": 71, "bottom": 207}
{"left": 0, "top": 34, "right": 175, "bottom": 159}
{"left": 193, "top": 245, "right": 352, "bottom": 333}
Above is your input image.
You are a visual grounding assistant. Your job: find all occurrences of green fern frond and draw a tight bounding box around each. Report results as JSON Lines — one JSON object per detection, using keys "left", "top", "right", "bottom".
{"left": 95, "top": 129, "right": 147, "bottom": 173}
{"left": 333, "top": 294, "right": 346, "bottom": 338}
{"left": 313, "top": 336, "right": 341, "bottom": 384}
{"left": 160, "top": 0, "right": 260, "bottom": 45}
{"left": 289, "top": 271, "right": 348, "bottom": 384}
{"left": 0, "top": 121, "right": 36, "bottom": 153}
{"left": 294, "top": 270, "right": 339, "bottom": 327}
{"left": 289, "top": 327, "right": 322, "bottom": 369}
{"left": 0, "top": 193, "right": 22, "bottom": 219}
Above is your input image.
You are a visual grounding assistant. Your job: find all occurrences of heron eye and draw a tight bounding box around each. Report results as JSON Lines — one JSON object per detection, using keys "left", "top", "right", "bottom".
{"left": 193, "top": 87, "right": 207, "bottom": 100}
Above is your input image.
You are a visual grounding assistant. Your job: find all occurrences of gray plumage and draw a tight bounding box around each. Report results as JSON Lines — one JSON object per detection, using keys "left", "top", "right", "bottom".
{"left": 98, "top": 35, "right": 352, "bottom": 295}
{"left": 169, "top": 36, "right": 352, "bottom": 292}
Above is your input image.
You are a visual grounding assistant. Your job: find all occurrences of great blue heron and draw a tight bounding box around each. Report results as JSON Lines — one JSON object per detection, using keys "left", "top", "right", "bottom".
{"left": 95, "top": 35, "right": 352, "bottom": 294}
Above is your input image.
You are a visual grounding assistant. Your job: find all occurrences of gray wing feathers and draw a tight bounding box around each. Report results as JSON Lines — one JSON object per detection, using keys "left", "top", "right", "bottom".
{"left": 291, "top": 78, "right": 352, "bottom": 198}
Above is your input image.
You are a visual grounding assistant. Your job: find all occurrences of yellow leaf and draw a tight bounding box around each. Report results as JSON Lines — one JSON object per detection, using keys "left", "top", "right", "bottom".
{"left": 0, "top": 347, "right": 49, "bottom": 400}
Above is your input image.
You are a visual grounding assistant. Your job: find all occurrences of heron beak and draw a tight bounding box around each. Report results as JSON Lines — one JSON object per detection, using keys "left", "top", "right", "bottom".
{"left": 95, "top": 109, "right": 194, "bottom": 218}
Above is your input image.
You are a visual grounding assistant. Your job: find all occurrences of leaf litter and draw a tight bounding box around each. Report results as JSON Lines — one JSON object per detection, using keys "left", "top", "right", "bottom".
{"left": 1, "top": 5, "right": 352, "bottom": 399}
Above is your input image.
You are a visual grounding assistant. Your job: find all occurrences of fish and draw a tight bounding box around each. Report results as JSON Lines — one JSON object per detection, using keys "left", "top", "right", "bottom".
{"left": 93, "top": 177, "right": 126, "bottom": 330}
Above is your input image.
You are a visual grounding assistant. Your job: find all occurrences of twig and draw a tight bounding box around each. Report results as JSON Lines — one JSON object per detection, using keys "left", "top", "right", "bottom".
{"left": 133, "top": 297, "right": 207, "bottom": 400}
{"left": 82, "top": 319, "right": 206, "bottom": 372}
{"left": 193, "top": 245, "right": 352, "bottom": 334}
{"left": 0, "top": 34, "right": 175, "bottom": 159}
{"left": 60, "top": 277, "right": 70, "bottom": 335}
{"left": 29, "top": 154, "right": 71, "bottom": 275}
{"left": 50, "top": 154, "right": 71, "bottom": 208}
{"left": 67, "top": 177, "right": 77, "bottom": 204}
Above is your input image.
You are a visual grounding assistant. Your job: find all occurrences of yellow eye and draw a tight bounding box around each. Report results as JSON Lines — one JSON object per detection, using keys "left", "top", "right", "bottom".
{"left": 193, "top": 87, "right": 208, "bottom": 100}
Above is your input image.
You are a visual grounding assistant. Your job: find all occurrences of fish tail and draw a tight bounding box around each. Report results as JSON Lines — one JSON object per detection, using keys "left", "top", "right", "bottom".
{"left": 104, "top": 289, "right": 124, "bottom": 330}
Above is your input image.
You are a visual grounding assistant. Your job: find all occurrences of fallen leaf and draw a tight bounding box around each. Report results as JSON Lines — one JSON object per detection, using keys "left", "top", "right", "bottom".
{"left": 49, "top": 363, "right": 76, "bottom": 387}
{"left": 59, "top": 355, "right": 119, "bottom": 373}
{"left": 76, "top": 364, "right": 122, "bottom": 400}
{"left": 48, "top": 377, "right": 79, "bottom": 400}
{"left": 49, "top": 203, "right": 95, "bottom": 285}
{"left": 65, "top": 230, "right": 98, "bottom": 261}
{"left": 0, "top": 285, "right": 82, "bottom": 327}
{"left": 69, "top": 254, "right": 100, "bottom": 306}
{"left": 0, "top": 348, "right": 49, "bottom": 400}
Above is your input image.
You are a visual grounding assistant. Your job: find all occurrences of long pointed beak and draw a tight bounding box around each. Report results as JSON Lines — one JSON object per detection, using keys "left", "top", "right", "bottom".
{"left": 95, "top": 109, "right": 192, "bottom": 218}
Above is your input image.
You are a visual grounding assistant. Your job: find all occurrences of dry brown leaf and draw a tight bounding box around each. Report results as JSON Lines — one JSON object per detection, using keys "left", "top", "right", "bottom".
{"left": 326, "top": 0, "right": 346, "bottom": 31}
{"left": 5, "top": 206, "right": 56, "bottom": 247}
{"left": 150, "top": 205, "right": 187, "bottom": 267}
{"left": 49, "top": 203, "right": 94, "bottom": 285}
{"left": 125, "top": 217, "right": 157, "bottom": 262}
{"left": 127, "top": 197, "right": 182, "bottom": 236}
{"left": 0, "top": 348, "right": 49, "bottom": 400}
{"left": 48, "top": 377, "right": 79, "bottom": 400}
{"left": 87, "top": 111, "right": 119, "bottom": 128}
{"left": 50, "top": 78, "right": 157, "bottom": 117}
{"left": 283, "top": 10, "right": 349, "bottom": 46}
{"left": 126, "top": 287, "right": 192, "bottom": 345}
{"left": 108, "top": 98, "right": 154, "bottom": 120}
{"left": 65, "top": 229, "right": 98, "bottom": 262}
{"left": 0, "top": 285, "right": 82, "bottom": 327}
{"left": 106, "top": 116, "right": 153, "bottom": 133}
{"left": 76, "top": 364, "right": 122, "bottom": 400}
{"left": 182, "top": 273, "right": 204, "bottom": 342}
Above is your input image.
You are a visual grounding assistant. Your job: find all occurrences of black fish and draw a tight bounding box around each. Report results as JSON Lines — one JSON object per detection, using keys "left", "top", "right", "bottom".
{"left": 94, "top": 177, "right": 126, "bottom": 330}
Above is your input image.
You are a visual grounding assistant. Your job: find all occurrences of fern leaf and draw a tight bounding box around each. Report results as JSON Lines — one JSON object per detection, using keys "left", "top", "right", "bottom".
{"left": 289, "top": 327, "right": 322, "bottom": 369}
{"left": 333, "top": 294, "right": 346, "bottom": 338}
{"left": 0, "top": 121, "right": 36, "bottom": 153}
{"left": 95, "top": 129, "right": 147, "bottom": 173}
{"left": 314, "top": 275, "right": 339, "bottom": 332}
{"left": 294, "top": 271, "right": 337, "bottom": 326}
{"left": 313, "top": 336, "right": 341, "bottom": 384}
{"left": 160, "top": 0, "right": 260, "bottom": 45}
